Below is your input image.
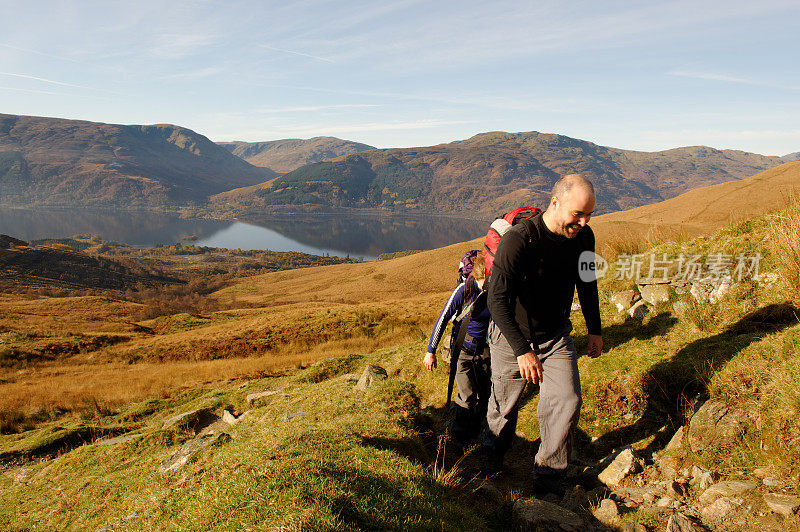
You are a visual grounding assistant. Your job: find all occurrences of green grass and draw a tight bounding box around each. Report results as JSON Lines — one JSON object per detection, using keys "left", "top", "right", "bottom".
{"left": 4, "top": 205, "right": 800, "bottom": 529}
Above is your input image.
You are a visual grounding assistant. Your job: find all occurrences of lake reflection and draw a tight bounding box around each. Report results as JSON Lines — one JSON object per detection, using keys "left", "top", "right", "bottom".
{"left": 0, "top": 208, "right": 487, "bottom": 259}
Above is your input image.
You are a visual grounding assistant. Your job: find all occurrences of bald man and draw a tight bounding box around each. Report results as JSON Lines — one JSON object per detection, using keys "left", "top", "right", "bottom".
{"left": 483, "top": 175, "right": 603, "bottom": 495}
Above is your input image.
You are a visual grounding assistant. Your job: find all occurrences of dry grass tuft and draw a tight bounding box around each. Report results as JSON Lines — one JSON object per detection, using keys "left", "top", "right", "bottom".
{"left": 769, "top": 193, "right": 800, "bottom": 303}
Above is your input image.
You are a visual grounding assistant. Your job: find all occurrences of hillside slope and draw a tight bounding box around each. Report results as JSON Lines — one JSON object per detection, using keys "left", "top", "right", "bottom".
{"left": 218, "top": 137, "right": 375, "bottom": 173}
{"left": 0, "top": 114, "right": 271, "bottom": 207}
{"left": 591, "top": 160, "right": 800, "bottom": 243}
{"left": 237, "top": 131, "right": 785, "bottom": 216}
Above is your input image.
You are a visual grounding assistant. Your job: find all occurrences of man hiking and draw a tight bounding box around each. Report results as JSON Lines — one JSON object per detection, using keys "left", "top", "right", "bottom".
{"left": 483, "top": 174, "right": 603, "bottom": 495}
{"left": 423, "top": 252, "right": 491, "bottom": 450}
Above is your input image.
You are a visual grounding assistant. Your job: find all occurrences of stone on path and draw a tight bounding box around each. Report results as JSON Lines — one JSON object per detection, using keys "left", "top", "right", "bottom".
{"left": 356, "top": 365, "right": 388, "bottom": 390}
{"left": 512, "top": 497, "right": 583, "bottom": 531}
{"left": 666, "top": 512, "right": 702, "bottom": 532}
{"left": 592, "top": 498, "right": 619, "bottom": 524}
{"left": 698, "top": 480, "right": 757, "bottom": 506}
{"left": 638, "top": 283, "right": 670, "bottom": 305}
{"left": 763, "top": 492, "right": 800, "bottom": 516}
{"left": 687, "top": 400, "right": 747, "bottom": 452}
{"left": 246, "top": 390, "right": 277, "bottom": 406}
{"left": 13, "top": 468, "right": 33, "bottom": 483}
{"left": 598, "top": 447, "right": 642, "bottom": 487}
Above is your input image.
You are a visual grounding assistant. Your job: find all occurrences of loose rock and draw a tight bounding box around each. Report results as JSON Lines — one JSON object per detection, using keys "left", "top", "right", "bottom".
{"left": 611, "top": 290, "right": 640, "bottom": 312}
{"left": 512, "top": 497, "right": 583, "bottom": 531}
{"left": 355, "top": 365, "right": 388, "bottom": 390}
{"left": 701, "top": 496, "right": 742, "bottom": 520}
{"left": 763, "top": 492, "right": 800, "bottom": 516}
{"left": 698, "top": 480, "right": 757, "bottom": 505}
{"left": 222, "top": 410, "right": 238, "bottom": 425}
{"left": 592, "top": 498, "right": 619, "bottom": 524}
{"left": 598, "top": 447, "right": 642, "bottom": 487}
{"left": 666, "top": 512, "right": 702, "bottom": 532}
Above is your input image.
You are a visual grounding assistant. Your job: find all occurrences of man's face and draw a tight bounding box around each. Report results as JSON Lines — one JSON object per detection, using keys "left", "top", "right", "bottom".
{"left": 551, "top": 187, "right": 595, "bottom": 238}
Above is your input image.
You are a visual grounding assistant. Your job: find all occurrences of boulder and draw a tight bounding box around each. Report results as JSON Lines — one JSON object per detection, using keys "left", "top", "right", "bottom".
{"left": 687, "top": 400, "right": 747, "bottom": 452}
{"left": 592, "top": 498, "right": 619, "bottom": 524}
{"left": 284, "top": 412, "right": 308, "bottom": 421}
{"left": 598, "top": 447, "right": 642, "bottom": 487}
{"left": 246, "top": 390, "right": 277, "bottom": 406}
{"left": 666, "top": 512, "right": 702, "bottom": 532}
{"left": 698, "top": 480, "right": 757, "bottom": 506}
{"left": 763, "top": 492, "right": 800, "bottom": 516}
{"left": 638, "top": 283, "right": 670, "bottom": 305}
{"left": 512, "top": 497, "right": 583, "bottom": 531}
{"left": 628, "top": 300, "right": 650, "bottom": 319}
{"left": 356, "top": 365, "right": 388, "bottom": 390}
{"left": 611, "top": 290, "right": 640, "bottom": 312}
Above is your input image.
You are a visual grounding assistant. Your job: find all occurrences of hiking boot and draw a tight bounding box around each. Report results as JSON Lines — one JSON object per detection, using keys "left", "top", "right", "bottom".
{"left": 480, "top": 453, "right": 503, "bottom": 478}
{"left": 532, "top": 472, "right": 570, "bottom": 498}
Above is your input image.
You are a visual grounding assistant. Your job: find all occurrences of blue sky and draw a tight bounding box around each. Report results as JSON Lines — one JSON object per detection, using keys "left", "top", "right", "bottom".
{"left": 1, "top": 0, "right": 798, "bottom": 155}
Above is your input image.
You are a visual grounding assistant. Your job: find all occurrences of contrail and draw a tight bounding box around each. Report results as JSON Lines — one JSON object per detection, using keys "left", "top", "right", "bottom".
{"left": 261, "top": 45, "right": 335, "bottom": 63}
{"left": 0, "top": 71, "right": 99, "bottom": 91}
{"left": 0, "top": 43, "right": 82, "bottom": 63}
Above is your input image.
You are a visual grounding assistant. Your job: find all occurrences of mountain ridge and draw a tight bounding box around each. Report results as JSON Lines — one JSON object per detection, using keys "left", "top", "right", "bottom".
{"left": 0, "top": 113, "right": 271, "bottom": 207}
{"left": 217, "top": 137, "right": 375, "bottom": 174}
{"left": 236, "top": 130, "right": 786, "bottom": 216}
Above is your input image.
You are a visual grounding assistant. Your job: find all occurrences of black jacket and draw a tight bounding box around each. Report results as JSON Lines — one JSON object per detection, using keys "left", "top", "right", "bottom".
{"left": 487, "top": 214, "right": 602, "bottom": 358}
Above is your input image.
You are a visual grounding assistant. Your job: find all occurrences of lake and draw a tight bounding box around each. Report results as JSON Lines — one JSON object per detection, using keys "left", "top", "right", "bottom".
{"left": 0, "top": 208, "right": 488, "bottom": 260}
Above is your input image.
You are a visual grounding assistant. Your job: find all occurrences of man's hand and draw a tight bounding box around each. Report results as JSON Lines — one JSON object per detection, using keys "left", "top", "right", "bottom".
{"left": 423, "top": 351, "right": 437, "bottom": 370}
{"left": 587, "top": 334, "right": 603, "bottom": 358}
{"left": 517, "top": 352, "right": 543, "bottom": 384}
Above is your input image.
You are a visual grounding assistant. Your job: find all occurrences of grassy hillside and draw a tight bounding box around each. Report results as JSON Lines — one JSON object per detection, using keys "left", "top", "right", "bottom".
{"left": 2, "top": 208, "right": 799, "bottom": 529}
{"left": 232, "top": 131, "right": 786, "bottom": 216}
{"left": 590, "top": 159, "right": 800, "bottom": 249}
{"left": 218, "top": 137, "right": 375, "bottom": 173}
{"left": 0, "top": 113, "right": 270, "bottom": 207}
{"left": 3, "top": 179, "right": 800, "bottom": 529}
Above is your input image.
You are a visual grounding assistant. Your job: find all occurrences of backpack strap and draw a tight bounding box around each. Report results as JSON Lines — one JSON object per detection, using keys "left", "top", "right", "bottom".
{"left": 518, "top": 217, "right": 542, "bottom": 356}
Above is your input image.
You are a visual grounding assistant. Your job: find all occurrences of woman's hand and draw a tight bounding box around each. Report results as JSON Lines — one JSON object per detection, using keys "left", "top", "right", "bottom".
{"left": 423, "top": 351, "right": 437, "bottom": 370}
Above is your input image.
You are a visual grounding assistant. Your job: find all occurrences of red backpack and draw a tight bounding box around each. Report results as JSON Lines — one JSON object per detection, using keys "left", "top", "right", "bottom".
{"left": 484, "top": 206, "right": 541, "bottom": 277}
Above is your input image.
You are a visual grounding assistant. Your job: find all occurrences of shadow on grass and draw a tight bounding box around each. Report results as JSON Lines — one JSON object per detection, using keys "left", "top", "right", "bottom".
{"left": 578, "top": 311, "right": 679, "bottom": 353}
{"left": 592, "top": 302, "right": 800, "bottom": 456}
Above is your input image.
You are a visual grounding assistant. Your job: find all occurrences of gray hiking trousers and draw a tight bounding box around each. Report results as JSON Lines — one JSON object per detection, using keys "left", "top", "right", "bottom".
{"left": 484, "top": 320, "right": 581, "bottom": 472}
{"left": 451, "top": 345, "right": 491, "bottom": 442}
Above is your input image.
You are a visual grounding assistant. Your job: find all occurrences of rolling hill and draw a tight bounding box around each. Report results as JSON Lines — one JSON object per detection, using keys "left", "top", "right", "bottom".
{"left": 0, "top": 114, "right": 271, "bottom": 207}
{"left": 240, "top": 131, "right": 786, "bottom": 216}
{"left": 590, "top": 159, "right": 800, "bottom": 244}
{"left": 218, "top": 137, "right": 375, "bottom": 174}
